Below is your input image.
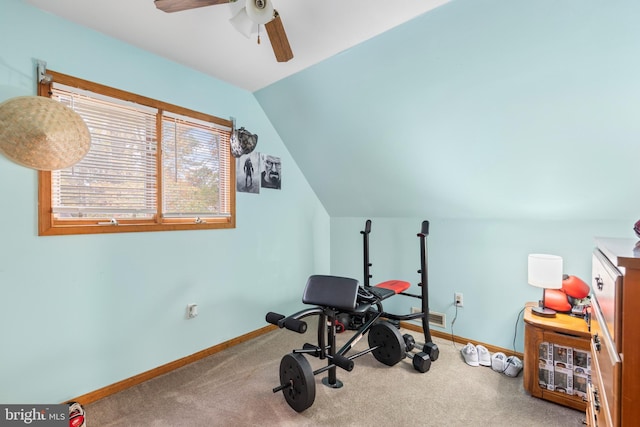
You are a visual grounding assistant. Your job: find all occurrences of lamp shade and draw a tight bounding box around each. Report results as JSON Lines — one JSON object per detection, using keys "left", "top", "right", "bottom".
{"left": 245, "top": 0, "right": 274, "bottom": 25}
{"left": 528, "top": 254, "right": 563, "bottom": 289}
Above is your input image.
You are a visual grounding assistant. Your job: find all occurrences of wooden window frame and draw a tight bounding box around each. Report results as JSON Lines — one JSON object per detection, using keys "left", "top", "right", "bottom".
{"left": 38, "top": 70, "right": 235, "bottom": 236}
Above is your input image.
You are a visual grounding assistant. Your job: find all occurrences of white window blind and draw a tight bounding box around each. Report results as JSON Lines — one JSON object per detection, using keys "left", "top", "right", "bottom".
{"left": 49, "top": 83, "right": 232, "bottom": 222}
{"left": 161, "top": 113, "right": 231, "bottom": 218}
{"left": 50, "top": 84, "right": 158, "bottom": 219}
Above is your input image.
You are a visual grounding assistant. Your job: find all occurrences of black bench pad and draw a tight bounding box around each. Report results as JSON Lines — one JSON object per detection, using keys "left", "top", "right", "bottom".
{"left": 302, "top": 275, "right": 359, "bottom": 311}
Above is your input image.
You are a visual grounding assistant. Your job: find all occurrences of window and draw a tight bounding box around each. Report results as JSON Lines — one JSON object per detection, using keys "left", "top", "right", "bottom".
{"left": 38, "top": 70, "right": 235, "bottom": 235}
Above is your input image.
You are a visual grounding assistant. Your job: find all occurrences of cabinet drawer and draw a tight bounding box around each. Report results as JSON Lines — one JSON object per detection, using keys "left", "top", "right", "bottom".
{"left": 592, "top": 250, "right": 622, "bottom": 350}
{"left": 590, "top": 345, "right": 612, "bottom": 427}
{"left": 544, "top": 330, "right": 590, "bottom": 352}
{"left": 591, "top": 298, "right": 621, "bottom": 426}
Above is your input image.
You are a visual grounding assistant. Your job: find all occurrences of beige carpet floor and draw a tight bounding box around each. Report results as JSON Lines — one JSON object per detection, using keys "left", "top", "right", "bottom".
{"left": 86, "top": 321, "right": 585, "bottom": 426}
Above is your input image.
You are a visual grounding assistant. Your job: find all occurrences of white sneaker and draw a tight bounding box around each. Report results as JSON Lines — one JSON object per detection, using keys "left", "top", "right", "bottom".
{"left": 491, "top": 352, "right": 507, "bottom": 372}
{"left": 476, "top": 344, "right": 491, "bottom": 367}
{"left": 461, "top": 342, "right": 479, "bottom": 367}
{"left": 504, "top": 355, "right": 523, "bottom": 377}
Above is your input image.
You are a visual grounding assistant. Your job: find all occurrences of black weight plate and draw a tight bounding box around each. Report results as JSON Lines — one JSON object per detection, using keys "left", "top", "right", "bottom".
{"left": 367, "top": 321, "right": 406, "bottom": 366}
{"left": 279, "top": 353, "right": 316, "bottom": 412}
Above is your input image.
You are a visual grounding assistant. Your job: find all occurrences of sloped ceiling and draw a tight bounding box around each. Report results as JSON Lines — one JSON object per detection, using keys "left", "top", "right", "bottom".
{"left": 256, "top": 0, "right": 640, "bottom": 220}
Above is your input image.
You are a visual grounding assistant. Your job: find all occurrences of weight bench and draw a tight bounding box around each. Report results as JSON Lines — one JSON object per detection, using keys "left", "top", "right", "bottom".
{"left": 266, "top": 274, "right": 406, "bottom": 412}
{"left": 266, "top": 220, "right": 439, "bottom": 413}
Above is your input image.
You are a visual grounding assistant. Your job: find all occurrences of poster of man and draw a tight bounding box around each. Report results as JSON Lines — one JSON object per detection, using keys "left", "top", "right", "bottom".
{"left": 260, "top": 153, "right": 281, "bottom": 190}
{"left": 236, "top": 151, "right": 259, "bottom": 194}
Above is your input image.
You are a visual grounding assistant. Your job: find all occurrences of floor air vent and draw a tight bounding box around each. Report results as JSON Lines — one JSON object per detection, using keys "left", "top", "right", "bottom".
{"left": 410, "top": 307, "right": 446, "bottom": 328}
{"left": 428, "top": 311, "right": 446, "bottom": 328}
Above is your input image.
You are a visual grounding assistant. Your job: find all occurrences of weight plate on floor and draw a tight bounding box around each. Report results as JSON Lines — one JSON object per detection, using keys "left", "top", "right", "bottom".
{"left": 279, "top": 352, "right": 316, "bottom": 412}
{"left": 367, "top": 321, "right": 406, "bottom": 366}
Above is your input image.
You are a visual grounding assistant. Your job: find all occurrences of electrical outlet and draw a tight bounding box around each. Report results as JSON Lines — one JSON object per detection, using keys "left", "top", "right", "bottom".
{"left": 187, "top": 303, "right": 198, "bottom": 319}
{"left": 411, "top": 306, "right": 421, "bottom": 314}
{"left": 455, "top": 292, "right": 463, "bottom": 307}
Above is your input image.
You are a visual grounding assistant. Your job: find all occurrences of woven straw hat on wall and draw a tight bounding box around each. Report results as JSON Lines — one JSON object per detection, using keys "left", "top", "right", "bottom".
{"left": 0, "top": 96, "right": 91, "bottom": 170}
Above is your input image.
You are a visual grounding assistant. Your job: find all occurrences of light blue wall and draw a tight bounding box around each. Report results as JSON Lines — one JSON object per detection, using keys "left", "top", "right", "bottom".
{"left": 331, "top": 217, "right": 630, "bottom": 352}
{"left": 253, "top": 0, "right": 640, "bottom": 352}
{"left": 256, "top": 0, "right": 640, "bottom": 220}
{"left": 0, "top": 0, "right": 329, "bottom": 404}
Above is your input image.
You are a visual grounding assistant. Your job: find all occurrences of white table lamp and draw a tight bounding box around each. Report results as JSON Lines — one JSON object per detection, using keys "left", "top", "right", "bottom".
{"left": 528, "top": 254, "right": 563, "bottom": 317}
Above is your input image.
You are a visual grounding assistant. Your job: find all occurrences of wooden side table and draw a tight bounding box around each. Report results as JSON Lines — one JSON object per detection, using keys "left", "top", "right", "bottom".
{"left": 523, "top": 303, "right": 591, "bottom": 411}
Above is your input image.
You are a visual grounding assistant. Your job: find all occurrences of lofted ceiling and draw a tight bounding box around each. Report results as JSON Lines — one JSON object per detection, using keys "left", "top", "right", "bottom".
{"left": 25, "top": 0, "right": 450, "bottom": 92}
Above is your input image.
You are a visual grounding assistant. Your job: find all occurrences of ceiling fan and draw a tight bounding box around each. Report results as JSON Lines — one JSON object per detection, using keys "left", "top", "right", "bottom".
{"left": 154, "top": 0, "right": 294, "bottom": 62}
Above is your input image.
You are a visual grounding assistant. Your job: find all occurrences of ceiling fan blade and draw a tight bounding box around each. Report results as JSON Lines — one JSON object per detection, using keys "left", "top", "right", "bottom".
{"left": 154, "top": 0, "right": 230, "bottom": 13}
{"left": 265, "top": 11, "right": 293, "bottom": 63}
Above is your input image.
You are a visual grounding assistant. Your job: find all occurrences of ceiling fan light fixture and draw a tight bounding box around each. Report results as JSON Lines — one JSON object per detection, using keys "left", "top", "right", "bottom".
{"left": 245, "top": 0, "right": 274, "bottom": 25}
{"left": 230, "top": 8, "right": 258, "bottom": 38}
